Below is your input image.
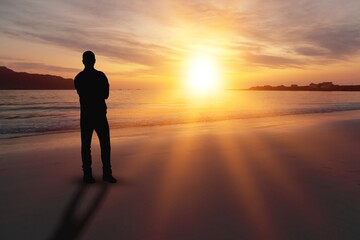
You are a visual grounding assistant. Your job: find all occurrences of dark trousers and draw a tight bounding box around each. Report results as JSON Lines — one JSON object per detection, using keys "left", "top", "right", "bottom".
{"left": 80, "top": 114, "right": 111, "bottom": 173}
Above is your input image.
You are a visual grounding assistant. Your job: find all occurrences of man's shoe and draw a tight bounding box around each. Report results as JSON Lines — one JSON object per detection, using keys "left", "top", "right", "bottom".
{"left": 83, "top": 173, "right": 95, "bottom": 184}
{"left": 83, "top": 168, "right": 95, "bottom": 184}
{"left": 103, "top": 174, "right": 117, "bottom": 183}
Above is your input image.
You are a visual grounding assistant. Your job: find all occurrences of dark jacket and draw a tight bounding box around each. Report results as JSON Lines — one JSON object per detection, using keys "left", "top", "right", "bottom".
{"left": 74, "top": 68, "right": 109, "bottom": 116}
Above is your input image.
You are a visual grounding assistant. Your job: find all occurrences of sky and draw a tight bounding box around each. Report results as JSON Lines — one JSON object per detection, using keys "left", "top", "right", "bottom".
{"left": 1, "top": 0, "right": 360, "bottom": 89}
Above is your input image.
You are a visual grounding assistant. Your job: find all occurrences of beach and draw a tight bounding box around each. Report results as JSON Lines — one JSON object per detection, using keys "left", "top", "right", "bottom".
{"left": 2, "top": 0, "right": 360, "bottom": 238}
{"left": 1, "top": 110, "right": 360, "bottom": 240}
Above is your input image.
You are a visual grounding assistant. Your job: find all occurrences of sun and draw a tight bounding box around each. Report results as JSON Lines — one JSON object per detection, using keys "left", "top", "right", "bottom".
{"left": 185, "top": 53, "right": 221, "bottom": 95}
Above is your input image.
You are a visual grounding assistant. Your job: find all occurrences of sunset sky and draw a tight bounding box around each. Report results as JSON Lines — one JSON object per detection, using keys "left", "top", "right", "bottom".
{"left": 1, "top": 0, "right": 360, "bottom": 89}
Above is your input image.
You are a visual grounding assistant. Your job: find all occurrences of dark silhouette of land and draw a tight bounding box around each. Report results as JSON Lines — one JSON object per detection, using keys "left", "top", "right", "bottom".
{"left": 0, "top": 66, "right": 73, "bottom": 89}
{"left": 247, "top": 82, "right": 360, "bottom": 91}
{"left": 74, "top": 51, "right": 116, "bottom": 184}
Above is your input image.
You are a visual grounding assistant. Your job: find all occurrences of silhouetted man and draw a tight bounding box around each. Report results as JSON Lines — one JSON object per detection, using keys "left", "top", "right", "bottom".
{"left": 75, "top": 51, "right": 116, "bottom": 183}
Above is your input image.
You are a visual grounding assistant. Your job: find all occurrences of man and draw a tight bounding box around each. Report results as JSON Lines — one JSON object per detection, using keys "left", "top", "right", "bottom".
{"left": 74, "top": 51, "right": 117, "bottom": 183}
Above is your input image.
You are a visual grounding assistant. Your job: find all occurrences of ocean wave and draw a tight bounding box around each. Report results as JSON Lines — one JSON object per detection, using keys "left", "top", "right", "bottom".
{"left": 1, "top": 105, "right": 360, "bottom": 138}
{"left": 0, "top": 105, "right": 79, "bottom": 112}
{"left": 1, "top": 114, "right": 60, "bottom": 119}
{"left": 1, "top": 90, "right": 360, "bottom": 139}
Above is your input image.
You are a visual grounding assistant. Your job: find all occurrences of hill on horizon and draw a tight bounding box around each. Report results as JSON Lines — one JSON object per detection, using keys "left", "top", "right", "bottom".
{"left": 0, "top": 66, "right": 74, "bottom": 90}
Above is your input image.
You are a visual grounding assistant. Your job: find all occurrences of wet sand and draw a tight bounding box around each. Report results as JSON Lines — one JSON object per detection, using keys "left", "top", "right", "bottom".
{"left": 1, "top": 111, "right": 360, "bottom": 240}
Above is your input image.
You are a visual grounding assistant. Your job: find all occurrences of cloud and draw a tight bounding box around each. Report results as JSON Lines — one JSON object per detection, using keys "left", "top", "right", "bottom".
{"left": 8, "top": 62, "right": 78, "bottom": 73}
{"left": 303, "top": 25, "right": 360, "bottom": 58}
{"left": 243, "top": 53, "right": 303, "bottom": 68}
{"left": 228, "top": 0, "right": 360, "bottom": 65}
{"left": 0, "top": 56, "right": 77, "bottom": 74}
{"left": 1, "top": 0, "right": 360, "bottom": 71}
{"left": 1, "top": 19, "right": 177, "bottom": 67}
{"left": 294, "top": 47, "right": 329, "bottom": 57}
{"left": 0, "top": 0, "right": 179, "bottom": 68}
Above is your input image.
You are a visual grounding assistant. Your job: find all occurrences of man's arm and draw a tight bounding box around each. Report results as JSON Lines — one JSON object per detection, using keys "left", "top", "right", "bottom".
{"left": 102, "top": 72, "right": 109, "bottom": 99}
{"left": 74, "top": 74, "right": 81, "bottom": 96}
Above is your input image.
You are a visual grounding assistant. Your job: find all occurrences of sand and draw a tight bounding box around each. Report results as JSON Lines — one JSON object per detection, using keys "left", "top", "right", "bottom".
{"left": 0, "top": 111, "right": 360, "bottom": 240}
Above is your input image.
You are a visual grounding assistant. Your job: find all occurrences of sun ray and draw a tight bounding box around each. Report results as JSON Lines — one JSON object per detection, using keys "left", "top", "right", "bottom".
{"left": 146, "top": 128, "right": 199, "bottom": 239}
{"left": 213, "top": 122, "right": 281, "bottom": 240}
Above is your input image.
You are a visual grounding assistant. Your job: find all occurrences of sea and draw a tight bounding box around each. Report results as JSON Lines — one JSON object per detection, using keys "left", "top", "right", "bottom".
{"left": 1, "top": 90, "right": 360, "bottom": 139}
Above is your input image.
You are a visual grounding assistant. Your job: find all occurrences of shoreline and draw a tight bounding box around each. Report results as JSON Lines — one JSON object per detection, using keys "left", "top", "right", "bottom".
{"left": 2, "top": 109, "right": 360, "bottom": 141}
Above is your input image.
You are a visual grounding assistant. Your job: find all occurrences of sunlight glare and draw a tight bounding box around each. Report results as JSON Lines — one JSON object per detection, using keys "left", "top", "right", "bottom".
{"left": 186, "top": 53, "right": 221, "bottom": 95}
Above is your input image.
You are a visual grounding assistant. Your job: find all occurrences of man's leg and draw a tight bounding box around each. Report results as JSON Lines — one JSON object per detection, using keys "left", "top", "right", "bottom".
{"left": 81, "top": 117, "right": 95, "bottom": 183}
{"left": 95, "top": 115, "right": 116, "bottom": 183}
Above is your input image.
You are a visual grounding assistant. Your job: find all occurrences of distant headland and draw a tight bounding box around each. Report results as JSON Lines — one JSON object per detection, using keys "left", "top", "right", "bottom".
{"left": 0, "top": 66, "right": 73, "bottom": 90}
{"left": 247, "top": 82, "right": 360, "bottom": 91}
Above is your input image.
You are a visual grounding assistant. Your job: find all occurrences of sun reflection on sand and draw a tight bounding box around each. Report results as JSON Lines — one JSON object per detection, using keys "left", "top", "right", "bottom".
{"left": 146, "top": 130, "right": 199, "bottom": 239}
{"left": 212, "top": 122, "right": 280, "bottom": 240}
{"left": 125, "top": 117, "right": 344, "bottom": 239}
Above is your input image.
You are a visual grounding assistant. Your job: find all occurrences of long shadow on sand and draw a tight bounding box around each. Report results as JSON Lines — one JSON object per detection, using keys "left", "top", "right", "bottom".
{"left": 49, "top": 182, "right": 109, "bottom": 240}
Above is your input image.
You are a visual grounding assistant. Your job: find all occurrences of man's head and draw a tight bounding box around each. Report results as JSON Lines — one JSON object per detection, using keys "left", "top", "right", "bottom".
{"left": 82, "top": 51, "right": 96, "bottom": 68}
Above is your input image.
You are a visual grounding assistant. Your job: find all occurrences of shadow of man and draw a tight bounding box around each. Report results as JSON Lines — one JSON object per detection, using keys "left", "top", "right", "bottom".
{"left": 49, "top": 183, "right": 109, "bottom": 240}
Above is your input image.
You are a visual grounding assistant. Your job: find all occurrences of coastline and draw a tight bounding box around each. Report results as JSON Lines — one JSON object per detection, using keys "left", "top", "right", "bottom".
{"left": 0, "top": 110, "right": 360, "bottom": 239}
